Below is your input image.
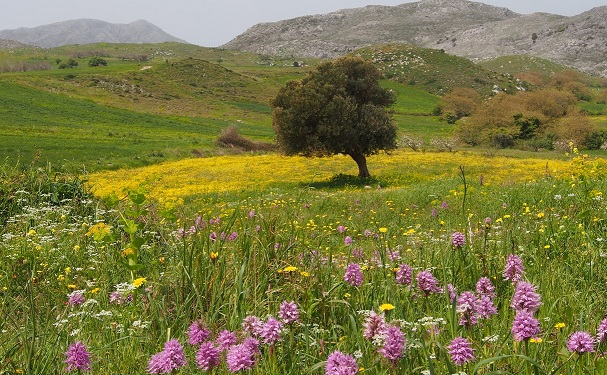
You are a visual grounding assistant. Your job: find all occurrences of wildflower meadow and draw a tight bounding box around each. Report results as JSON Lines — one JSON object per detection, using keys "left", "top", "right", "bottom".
{"left": 2, "top": 150, "right": 607, "bottom": 374}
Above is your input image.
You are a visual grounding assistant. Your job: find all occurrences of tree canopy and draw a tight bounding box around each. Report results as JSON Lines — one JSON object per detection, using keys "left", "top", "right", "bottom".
{"left": 271, "top": 56, "right": 397, "bottom": 177}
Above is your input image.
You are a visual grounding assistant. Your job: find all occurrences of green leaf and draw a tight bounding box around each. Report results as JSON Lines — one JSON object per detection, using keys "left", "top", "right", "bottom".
{"left": 130, "top": 236, "right": 145, "bottom": 250}
{"left": 122, "top": 218, "right": 138, "bottom": 235}
{"left": 129, "top": 190, "right": 146, "bottom": 205}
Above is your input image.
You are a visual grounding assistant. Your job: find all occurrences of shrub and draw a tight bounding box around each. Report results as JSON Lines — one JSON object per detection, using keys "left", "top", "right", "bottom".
{"left": 216, "top": 126, "right": 275, "bottom": 152}
{"left": 88, "top": 57, "right": 108, "bottom": 67}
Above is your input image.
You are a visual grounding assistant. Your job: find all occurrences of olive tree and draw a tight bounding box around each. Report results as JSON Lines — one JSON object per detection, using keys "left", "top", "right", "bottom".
{"left": 271, "top": 56, "right": 397, "bottom": 178}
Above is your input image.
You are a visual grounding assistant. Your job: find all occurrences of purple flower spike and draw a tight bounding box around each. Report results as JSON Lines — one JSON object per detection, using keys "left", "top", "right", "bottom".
{"left": 344, "top": 263, "right": 363, "bottom": 287}
{"left": 448, "top": 337, "right": 475, "bottom": 366}
{"left": 226, "top": 339, "right": 258, "bottom": 372}
{"left": 216, "top": 330, "right": 238, "bottom": 351}
{"left": 597, "top": 318, "right": 607, "bottom": 343}
{"left": 260, "top": 317, "right": 283, "bottom": 345}
{"left": 395, "top": 264, "right": 412, "bottom": 285}
{"left": 196, "top": 342, "right": 221, "bottom": 371}
{"left": 416, "top": 270, "right": 443, "bottom": 296}
{"left": 363, "top": 311, "right": 387, "bottom": 341}
{"left": 325, "top": 351, "right": 358, "bottom": 375}
{"left": 65, "top": 341, "right": 92, "bottom": 372}
{"left": 503, "top": 254, "right": 524, "bottom": 283}
{"left": 451, "top": 232, "right": 466, "bottom": 248}
{"left": 457, "top": 291, "right": 478, "bottom": 327}
{"left": 510, "top": 281, "right": 542, "bottom": 313}
{"left": 147, "top": 339, "right": 187, "bottom": 374}
{"left": 511, "top": 310, "right": 540, "bottom": 342}
{"left": 378, "top": 325, "right": 406, "bottom": 364}
{"left": 475, "top": 277, "right": 496, "bottom": 299}
{"left": 188, "top": 320, "right": 210, "bottom": 346}
{"left": 68, "top": 290, "right": 85, "bottom": 307}
{"left": 279, "top": 300, "right": 300, "bottom": 324}
{"left": 567, "top": 331, "right": 595, "bottom": 354}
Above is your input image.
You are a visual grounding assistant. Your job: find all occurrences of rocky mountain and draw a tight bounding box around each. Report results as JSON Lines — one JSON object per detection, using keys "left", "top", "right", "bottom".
{"left": 0, "top": 39, "right": 36, "bottom": 49}
{"left": 0, "top": 19, "right": 186, "bottom": 48}
{"left": 222, "top": 0, "right": 607, "bottom": 77}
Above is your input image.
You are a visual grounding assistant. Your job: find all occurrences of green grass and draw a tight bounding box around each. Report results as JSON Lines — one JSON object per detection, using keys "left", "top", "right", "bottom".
{"left": 0, "top": 81, "right": 274, "bottom": 171}
{"left": 479, "top": 55, "right": 571, "bottom": 77}
{"left": 383, "top": 80, "right": 440, "bottom": 115}
{"left": 354, "top": 44, "right": 524, "bottom": 96}
{"left": 580, "top": 101, "right": 607, "bottom": 116}
{"left": 2, "top": 157, "right": 607, "bottom": 373}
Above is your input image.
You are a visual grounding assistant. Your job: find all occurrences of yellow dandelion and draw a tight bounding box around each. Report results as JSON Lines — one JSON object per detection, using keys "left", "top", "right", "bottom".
{"left": 282, "top": 266, "right": 298, "bottom": 273}
{"left": 121, "top": 248, "right": 135, "bottom": 257}
{"left": 379, "top": 303, "right": 395, "bottom": 311}
{"left": 132, "top": 277, "right": 146, "bottom": 288}
{"left": 554, "top": 322, "right": 566, "bottom": 329}
{"left": 299, "top": 271, "right": 310, "bottom": 277}
{"left": 379, "top": 227, "right": 388, "bottom": 233}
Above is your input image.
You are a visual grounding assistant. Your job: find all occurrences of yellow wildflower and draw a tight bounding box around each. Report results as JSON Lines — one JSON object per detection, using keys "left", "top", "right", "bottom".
{"left": 282, "top": 266, "right": 298, "bottom": 273}
{"left": 73, "top": 245, "right": 80, "bottom": 252}
{"left": 530, "top": 337, "right": 543, "bottom": 343}
{"left": 554, "top": 322, "right": 566, "bottom": 329}
{"left": 209, "top": 252, "right": 219, "bottom": 261}
{"left": 90, "top": 288, "right": 100, "bottom": 294}
{"left": 379, "top": 227, "right": 388, "bottom": 233}
{"left": 67, "top": 284, "right": 76, "bottom": 289}
{"left": 86, "top": 222, "right": 112, "bottom": 241}
{"left": 299, "top": 271, "right": 310, "bottom": 277}
{"left": 379, "top": 303, "right": 395, "bottom": 311}
{"left": 132, "top": 277, "right": 146, "bottom": 288}
{"left": 122, "top": 248, "right": 135, "bottom": 257}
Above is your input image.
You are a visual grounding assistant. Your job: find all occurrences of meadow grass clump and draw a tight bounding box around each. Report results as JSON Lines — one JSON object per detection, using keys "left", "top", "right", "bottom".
{"left": 2, "top": 153, "right": 607, "bottom": 373}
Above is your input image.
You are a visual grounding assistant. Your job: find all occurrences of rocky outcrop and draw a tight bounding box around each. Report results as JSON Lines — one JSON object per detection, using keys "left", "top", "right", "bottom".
{"left": 222, "top": 0, "right": 607, "bottom": 77}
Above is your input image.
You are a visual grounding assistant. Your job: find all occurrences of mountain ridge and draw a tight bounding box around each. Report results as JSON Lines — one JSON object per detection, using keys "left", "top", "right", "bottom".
{"left": 0, "top": 19, "right": 187, "bottom": 48}
{"left": 221, "top": 0, "right": 607, "bottom": 77}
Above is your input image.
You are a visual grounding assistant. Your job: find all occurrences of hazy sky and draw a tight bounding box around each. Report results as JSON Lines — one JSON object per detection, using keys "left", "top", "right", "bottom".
{"left": 2, "top": 1, "right": 605, "bottom": 47}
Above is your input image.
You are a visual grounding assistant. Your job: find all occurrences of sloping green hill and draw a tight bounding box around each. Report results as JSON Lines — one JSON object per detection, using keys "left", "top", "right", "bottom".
{"left": 0, "top": 81, "right": 274, "bottom": 170}
{"left": 353, "top": 44, "right": 525, "bottom": 95}
{"left": 479, "top": 55, "right": 571, "bottom": 76}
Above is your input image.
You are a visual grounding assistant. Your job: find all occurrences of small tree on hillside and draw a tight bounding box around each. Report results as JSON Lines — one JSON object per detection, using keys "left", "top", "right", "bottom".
{"left": 271, "top": 56, "right": 397, "bottom": 178}
{"left": 88, "top": 56, "right": 108, "bottom": 67}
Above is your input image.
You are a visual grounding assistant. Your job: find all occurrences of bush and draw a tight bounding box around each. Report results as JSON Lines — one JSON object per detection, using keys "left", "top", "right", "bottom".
{"left": 58, "top": 59, "right": 78, "bottom": 69}
{"left": 88, "top": 57, "right": 108, "bottom": 67}
{"left": 583, "top": 130, "right": 607, "bottom": 150}
{"left": 216, "top": 126, "right": 275, "bottom": 152}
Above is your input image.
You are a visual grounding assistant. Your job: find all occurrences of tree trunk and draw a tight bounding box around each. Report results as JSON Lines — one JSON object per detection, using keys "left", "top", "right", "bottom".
{"left": 348, "top": 152, "right": 370, "bottom": 178}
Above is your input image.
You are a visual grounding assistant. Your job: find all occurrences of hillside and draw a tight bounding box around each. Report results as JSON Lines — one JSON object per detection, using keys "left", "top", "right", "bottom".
{"left": 0, "top": 19, "right": 186, "bottom": 48}
{"left": 222, "top": 0, "right": 607, "bottom": 77}
{"left": 353, "top": 44, "right": 525, "bottom": 95}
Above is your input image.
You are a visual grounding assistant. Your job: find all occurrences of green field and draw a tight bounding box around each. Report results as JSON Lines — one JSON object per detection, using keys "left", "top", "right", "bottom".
{"left": 2, "top": 41, "right": 607, "bottom": 374}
